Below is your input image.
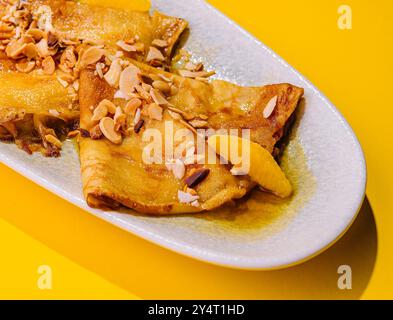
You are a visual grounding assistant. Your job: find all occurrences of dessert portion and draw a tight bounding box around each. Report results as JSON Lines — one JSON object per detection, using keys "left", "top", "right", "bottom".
{"left": 0, "top": 0, "right": 304, "bottom": 214}
{"left": 78, "top": 58, "right": 303, "bottom": 213}
{"left": 0, "top": 0, "right": 187, "bottom": 155}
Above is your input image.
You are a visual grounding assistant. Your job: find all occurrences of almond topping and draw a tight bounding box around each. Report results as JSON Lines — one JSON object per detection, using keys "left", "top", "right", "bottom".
{"left": 133, "top": 108, "right": 141, "bottom": 125}
{"left": 178, "top": 69, "right": 215, "bottom": 79}
{"left": 24, "top": 43, "right": 38, "bottom": 59}
{"left": 114, "top": 107, "right": 126, "bottom": 130}
{"left": 147, "top": 103, "right": 163, "bottom": 121}
{"left": 15, "top": 59, "right": 35, "bottom": 73}
{"left": 60, "top": 47, "right": 76, "bottom": 69}
{"left": 104, "top": 58, "right": 122, "bottom": 87}
{"left": 45, "top": 134, "right": 62, "bottom": 148}
{"left": 150, "top": 88, "right": 168, "bottom": 106}
{"left": 166, "top": 159, "right": 185, "bottom": 179}
{"left": 79, "top": 46, "right": 105, "bottom": 68}
{"left": 152, "top": 80, "right": 170, "bottom": 94}
{"left": 146, "top": 46, "right": 165, "bottom": 62}
{"left": 119, "top": 64, "right": 141, "bottom": 98}
{"left": 263, "top": 96, "right": 278, "bottom": 119}
{"left": 99, "top": 117, "right": 122, "bottom": 144}
{"left": 116, "top": 40, "right": 137, "bottom": 52}
{"left": 89, "top": 124, "right": 102, "bottom": 140}
{"left": 5, "top": 40, "right": 26, "bottom": 59}
{"left": 151, "top": 39, "right": 168, "bottom": 48}
{"left": 42, "top": 56, "right": 55, "bottom": 75}
{"left": 188, "top": 119, "right": 208, "bottom": 128}
{"left": 91, "top": 101, "right": 108, "bottom": 122}
{"left": 35, "top": 38, "right": 49, "bottom": 57}
{"left": 177, "top": 190, "right": 199, "bottom": 204}
{"left": 124, "top": 98, "right": 142, "bottom": 115}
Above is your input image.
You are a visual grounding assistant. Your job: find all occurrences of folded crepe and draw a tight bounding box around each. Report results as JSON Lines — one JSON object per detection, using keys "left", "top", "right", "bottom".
{"left": 0, "top": 0, "right": 187, "bottom": 155}
{"left": 78, "top": 60, "right": 304, "bottom": 213}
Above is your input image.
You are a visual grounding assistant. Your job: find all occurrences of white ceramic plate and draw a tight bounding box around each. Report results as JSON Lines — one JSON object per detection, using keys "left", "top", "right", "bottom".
{"left": 0, "top": 0, "right": 366, "bottom": 270}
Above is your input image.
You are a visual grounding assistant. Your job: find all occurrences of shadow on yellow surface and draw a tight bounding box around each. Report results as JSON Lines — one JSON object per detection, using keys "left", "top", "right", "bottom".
{"left": 0, "top": 164, "right": 376, "bottom": 299}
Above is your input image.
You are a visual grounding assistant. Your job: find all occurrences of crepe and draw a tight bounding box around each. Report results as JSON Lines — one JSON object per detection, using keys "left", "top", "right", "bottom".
{"left": 78, "top": 61, "right": 303, "bottom": 213}
{"left": 0, "top": 0, "right": 187, "bottom": 155}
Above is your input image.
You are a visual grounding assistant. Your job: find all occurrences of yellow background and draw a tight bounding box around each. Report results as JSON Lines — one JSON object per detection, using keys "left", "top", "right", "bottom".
{"left": 0, "top": 0, "right": 392, "bottom": 299}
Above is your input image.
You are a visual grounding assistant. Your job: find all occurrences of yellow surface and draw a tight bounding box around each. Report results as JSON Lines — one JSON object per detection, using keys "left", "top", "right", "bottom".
{"left": 0, "top": 0, "right": 391, "bottom": 299}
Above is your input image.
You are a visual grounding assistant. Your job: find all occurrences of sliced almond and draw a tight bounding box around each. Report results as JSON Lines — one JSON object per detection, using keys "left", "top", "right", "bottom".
{"left": 91, "top": 101, "right": 108, "bottom": 122}
{"left": 178, "top": 69, "right": 215, "bottom": 79}
{"left": 26, "top": 28, "right": 44, "bottom": 41}
{"left": 151, "top": 39, "right": 168, "bottom": 48}
{"left": 45, "top": 134, "right": 62, "bottom": 148}
{"left": 146, "top": 46, "right": 165, "bottom": 62}
{"left": 42, "top": 56, "right": 55, "bottom": 75}
{"left": 133, "top": 108, "right": 141, "bottom": 125}
{"left": 150, "top": 88, "right": 168, "bottom": 106}
{"left": 60, "top": 47, "right": 76, "bottom": 69}
{"left": 79, "top": 46, "right": 105, "bottom": 68}
{"left": 177, "top": 190, "right": 199, "bottom": 204}
{"left": 114, "top": 106, "right": 126, "bottom": 130}
{"left": 147, "top": 103, "right": 163, "bottom": 121}
{"left": 116, "top": 40, "right": 137, "bottom": 52}
{"left": 152, "top": 80, "right": 170, "bottom": 94}
{"left": 119, "top": 64, "right": 141, "bottom": 98}
{"left": 15, "top": 59, "right": 35, "bottom": 73}
{"left": 99, "top": 117, "right": 122, "bottom": 144}
{"left": 188, "top": 119, "right": 208, "bottom": 128}
{"left": 104, "top": 58, "right": 122, "bottom": 87}
{"left": 35, "top": 38, "right": 49, "bottom": 57}
{"left": 124, "top": 98, "right": 142, "bottom": 115}
{"left": 263, "top": 96, "right": 278, "bottom": 119}
{"left": 23, "top": 43, "right": 38, "bottom": 59}
{"left": 5, "top": 40, "right": 26, "bottom": 59}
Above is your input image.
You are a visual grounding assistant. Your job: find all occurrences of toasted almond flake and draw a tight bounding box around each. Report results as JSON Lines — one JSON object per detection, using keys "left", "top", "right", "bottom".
{"left": 95, "top": 62, "right": 104, "bottom": 78}
{"left": 91, "top": 101, "right": 108, "bottom": 122}
{"left": 89, "top": 124, "right": 102, "bottom": 140}
{"left": 165, "top": 159, "right": 185, "bottom": 179}
{"left": 146, "top": 46, "right": 165, "bottom": 62}
{"left": 114, "top": 106, "right": 126, "bottom": 130}
{"left": 151, "top": 39, "right": 168, "bottom": 48}
{"left": 35, "top": 38, "right": 48, "bottom": 57}
{"left": 96, "top": 99, "right": 116, "bottom": 115}
{"left": 158, "top": 73, "right": 173, "bottom": 82}
{"left": 147, "top": 103, "right": 163, "bottom": 121}
{"left": 103, "top": 58, "right": 122, "bottom": 87}
{"left": 114, "top": 89, "right": 127, "bottom": 100}
{"left": 168, "top": 110, "right": 183, "bottom": 121}
{"left": 99, "top": 117, "right": 122, "bottom": 144}
{"left": 188, "top": 119, "right": 208, "bottom": 128}
{"left": 263, "top": 96, "right": 278, "bottom": 119}
{"left": 60, "top": 47, "right": 76, "bottom": 68}
{"left": 191, "top": 200, "right": 200, "bottom": 207}
{"left": 119, "top": 64, "right": 141, "bottom": 98}
{"left": 152, "top": 80, "right": 170, "bottom": 94}
{"left": 48, "top": 109, "right": 60, "bottom": 117}
{"left": 45, "top": 134, "right": 62, "bottom": 148}
{"left": 124, "top": 98, "right": 142, "bottom": 115}
{"left": 36, "top": 5, "right": 53, "bottom": 32}
{"left": 178, "top": 190, "right": 199, "bottom": 204}
{"left": 142, "top": 83, "right": 152, "bottom": 92}
{"left": 230, "top": 165, "right": 248, "bottom": 176}
{"left": 67, "top": 130, "right": 80, "bottom": 138}
{"left": 42, "top": 56, "right": 55, "bottom": 74}
{"left": 23, "top": 42, "right": 38, "bottom": 59}
{"left": 26, "top": 28, "right": 44, "bottom": 41}
{"left": 5, "top": 40, "right": 26, "bottom": 58}
{"left": 72, "top": 79, "right": 79, "bottom": 91}
{"left": 116, "top": 40, "right": 137, "bottom": 52}
{"left": 178, "top": 69, "right": 215, "bottom": 79}
{"left": 133, "top": 108, "right": 141, "bottom": 125}
{"left": 150, "top": 88, "right": 168, "bottom": 106}
{"left": 56, "top": 75, "right": 69, "bottom": 87}
{"left": 15, "top": 59, "right": 35, "bottom": 73}
{"left": 79, "top": 46, "right": 105, "bottom": 68}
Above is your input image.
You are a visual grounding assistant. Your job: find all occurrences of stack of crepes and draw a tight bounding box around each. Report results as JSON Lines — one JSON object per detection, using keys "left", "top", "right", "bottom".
{"left": 0, "top": 0, "right": 304, "bottom": 214}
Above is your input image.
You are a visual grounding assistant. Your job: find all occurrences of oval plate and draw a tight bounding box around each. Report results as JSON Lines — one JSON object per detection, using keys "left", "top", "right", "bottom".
{"left": 0, "top": 0, "right": 366, "bottom": 270}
